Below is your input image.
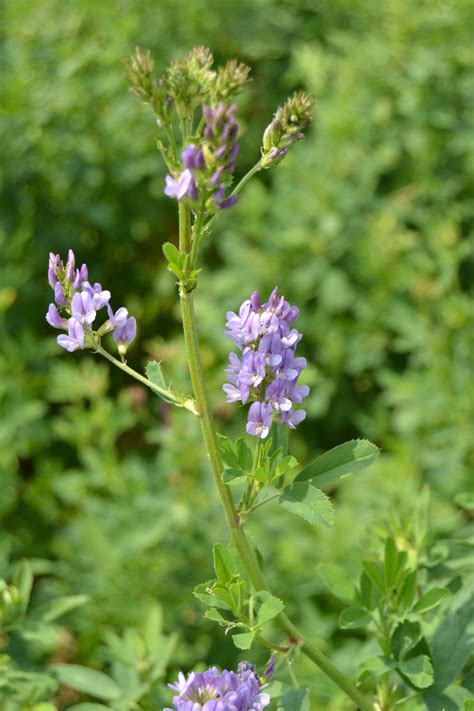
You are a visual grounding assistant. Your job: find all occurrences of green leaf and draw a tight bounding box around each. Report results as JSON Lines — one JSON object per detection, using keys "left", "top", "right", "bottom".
{"left": 41, "top": 594, "right": 89, "bottom": 623}
{"left": 213, "top": 543, "right": 233, "bottom": 584}
{"left": 67, "top": 706, "right": 111, "bottom": 711}
{"left": 235, "top": 438, "right": 253, "bottom": 471}
{"left": 317, "top": 563, "right": 356, "bottom": 603}
{"left": 146, "top": 360, "right": 167, "bottom": 389}
{"left": 193, "top": 581, "right": 230, "bottom": 610}
{"left": 162, "top": 242, "right": 181, "bottom": 265}
{"left": 204, "top": 608, "right": 228, "bottom": 624}
{"left": 358, "top": 570, "right": 381, "bottom": 610}
{"left": 455, "top": 492, "right": 474, "bottom": 511}
{"left": 295, "top": 439, "right": 379, "bottom": 486}
{"left": 279, "top": 483, "right": 334, "bottom": 527}
{"left": 399, "top": 569, "right": 417, "bottom": 610}
{"left": 464, "top": 700, "right": 474, "bottom": 711}
{"left": 253, "top": 591, "right": 284, "bottom": 626}
{"left": 217, "top": 435, "right": 241, "bottom": 469}
{"left": 270, "top": 422, "right": 289, "bottom": 457}
{"left": 145, "top": 361, "right": 177, "bottom": 404}
{"left": 362, "top": 561, "right": 385, "bottom": 592}
{"left": 51, "top": 664, "right": 121, "bottom": 701}
{"left": 357, "top": 655, "right": 396, "bottom": 680}
{"left": 232, "top": 631, "right": 255, "bottom": 650}
{"left": 339, "top": 607, "right": 372, "bottom": 629}
{"left": 391, "top": 620, "right": 423, "bottom": 661}
{"left": 431, "top": 590, "right": 474, "bottom": 689}
{"left": 275, "top": 455, "right": 299, "bottom": 479}
{"left": 413, "top": 588, "right": 450, "bottom": 614}
{"left": 276, "top": 686, "right": 309, "bottom": 711}
{"left": 15, "top": 560, "right": 33, "bottom": 614}
{"left": 384, "top": 537, "right": 398, "bottom": 588}
{"left": 398, "top": 655, "right": 434, "bottom": 689}
{"left": 222, "top": 468, "right": 247, "bottom": 486}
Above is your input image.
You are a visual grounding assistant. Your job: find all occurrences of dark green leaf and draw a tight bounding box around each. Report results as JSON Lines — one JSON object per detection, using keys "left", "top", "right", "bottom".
{"left": 222, "top": 468, "right": 247, "bottom": 486}
{"left": 295, "top": 439, "right": 379, "bottom": 486}
{"left": 391, "top": 620, "right": 423, "bottom": 661}
{"left": 339, "top": 607, "right": 372, "bottom": 629}
{"left": 399, "top": 570, "right": 417, "bottom": 610}
{"left": 362, "top": 561, "right": 385, "bottom": 593}
{"left": 270, "top": 422, "right": 289, "bottom": 458}
{"left": 384, "top": 537, "right": 398, "bottom": 589}
{"left": 317, "top": 563, "right": 356, "bottom": 603}
{"left": 398, "top": 655, "right": 434, "bottom": 689}
{"left": 358, "top": 570, "right": 382, "bottom": 610}
{"left": 431, "top": 590, "right": 474, "bottom": 689}
{"left": 51, "top": 665, "right": 121, "bottom": 701}
{"left": 279, "top": 483, "right": 334, "bottom": 526}
{"left": 276, "top": 686, "right": 309, "bottom": 711}
{"left": 413, "top": 588, "right": 450, "bottom": 614}
{"left": 235, "top": 438, "right": 253, "bottom": 471}
{"left": 217, "top": 435, "right": 241, "bottom": 469}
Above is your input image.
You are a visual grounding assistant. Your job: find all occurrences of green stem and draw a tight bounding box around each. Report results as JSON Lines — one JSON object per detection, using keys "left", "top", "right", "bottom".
{"left": 177, "top": 209, "right": 373, "bottom": 711}
{"left": 94, "top": 343, "right": 198, "bottom": 415}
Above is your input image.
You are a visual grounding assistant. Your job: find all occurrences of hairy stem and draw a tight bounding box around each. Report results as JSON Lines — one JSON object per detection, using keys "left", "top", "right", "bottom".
{"left": 178, "top": 207, "right": 373, "bottom": 711}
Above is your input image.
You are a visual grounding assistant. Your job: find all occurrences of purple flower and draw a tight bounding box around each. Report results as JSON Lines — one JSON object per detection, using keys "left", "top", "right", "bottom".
{"left": 48, "top": 253, "right": 60, "bottom": 288}
{"left": 82, "top": 281, "right": 111, "bottom": 310}
{"left": 71, "top": 291, "right": 96, "bottom": 327}
{"left": 246, "top": 402, "right": 273, "bottom": 438}
{"left": 164, "top": 169, "right": 197, "bottom": 200}
{"left": 57, "top": 318, "right": 85, "bottom": 352}
{"left": 181, "top": 143, "right": 204, "bottom": 170}
{"left": 224, "top": 288, "right": 309, "bottom": 437}
{"left": 263, "top": 656, "right": 275, "bottom": 681}
{"left": 46, "top": 303, "right": 67, "bottom": 329}
{"left": 46, "top": 250, "right": 137, "bottom": 356}
{"left": 165, "top": 664, "right": 270, "bottom": 711}
{"left": 54, "top": 282, "right": 68, "bottom": 307}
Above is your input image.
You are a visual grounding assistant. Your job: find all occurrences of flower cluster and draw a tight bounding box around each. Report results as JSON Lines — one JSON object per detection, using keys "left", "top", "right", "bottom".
{"left": 224, "top": 288, "right": 309, "bottom": 438}
{"left": 46, "top": 250, "right": 136, "bottom": 355}
{"left": 166, "top": 662, "right": 271, "bottom": 711}
{"left": 164, "top": 102, "right": 239, "bottom": 211}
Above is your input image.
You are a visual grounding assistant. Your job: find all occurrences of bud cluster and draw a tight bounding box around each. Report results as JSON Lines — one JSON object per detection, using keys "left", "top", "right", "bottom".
{"left": 46, "top": 250, "right": 136, "bottom": 356}
{"left": 261, "top": 91, "right": 314, "bottom": 168}
{"left": 224, "top": 288, "right": 309, "bottom": 438}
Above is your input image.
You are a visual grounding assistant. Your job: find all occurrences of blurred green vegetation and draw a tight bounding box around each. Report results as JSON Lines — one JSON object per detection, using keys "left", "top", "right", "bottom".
{"left": 1, "top": 0, "right": 473, "bottom": 708}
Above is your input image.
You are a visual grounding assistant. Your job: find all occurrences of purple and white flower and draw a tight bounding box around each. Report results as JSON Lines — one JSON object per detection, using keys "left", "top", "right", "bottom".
{"left": 224, "top": 288, "right": 309, "bottom": 437}
{"left": 46, "top": 250, "right": 136, "bottom": 356}
{"left": 165, "top": 663, "right": 270, "bottom": 711}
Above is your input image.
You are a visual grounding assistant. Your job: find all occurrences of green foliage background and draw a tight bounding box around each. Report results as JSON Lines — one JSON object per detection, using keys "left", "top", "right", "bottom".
{"left": 1, "top": 0, "right": 473, "bottom": 708}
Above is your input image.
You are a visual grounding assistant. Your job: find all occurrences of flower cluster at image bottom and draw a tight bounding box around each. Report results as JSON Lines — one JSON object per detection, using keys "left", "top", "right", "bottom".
{"left": 166, "top": 662, "right": 272, "bottom": 711}
{"left": 224, "top": 288, "right": 309, "bottom": 438}
{"left": 46, "top": 250, "right": 136, "bottom": 354}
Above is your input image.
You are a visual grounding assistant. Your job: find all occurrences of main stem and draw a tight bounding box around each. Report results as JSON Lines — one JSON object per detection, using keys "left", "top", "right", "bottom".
{"left": 178, "top": 209, "right": 372, "bottom": 711}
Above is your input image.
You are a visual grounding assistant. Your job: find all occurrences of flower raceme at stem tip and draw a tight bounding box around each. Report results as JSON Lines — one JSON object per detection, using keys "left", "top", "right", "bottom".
{"left": 165, "top": 662, "right": 272, "bottom": 711}
{"left": 45, "top": 250, "right": 137, "bottom": 356}
{"left": 164, "top": 102, "right": 240, "bottom": 212}
{"left": 224, "top": 287, "right": 309, "bottom": 438}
